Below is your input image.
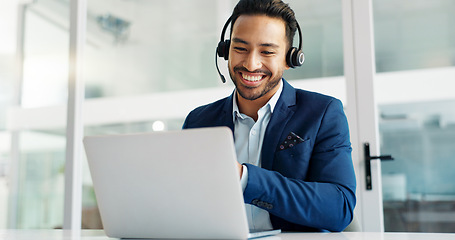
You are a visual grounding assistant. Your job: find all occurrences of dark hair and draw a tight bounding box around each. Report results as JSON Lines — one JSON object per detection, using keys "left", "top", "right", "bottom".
{"left": 230, "top": 0, "right": 298, "bottom": 50}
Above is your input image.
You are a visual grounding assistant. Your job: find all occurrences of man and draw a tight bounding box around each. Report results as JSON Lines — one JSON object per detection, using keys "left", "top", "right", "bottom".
{"left": 183, "top": 0, "right": 356, "bottom": 232}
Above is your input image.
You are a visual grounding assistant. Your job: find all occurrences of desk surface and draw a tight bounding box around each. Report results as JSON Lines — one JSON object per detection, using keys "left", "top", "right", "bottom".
{"left": 1, "top": 230, "right": 455, "bottom": 240}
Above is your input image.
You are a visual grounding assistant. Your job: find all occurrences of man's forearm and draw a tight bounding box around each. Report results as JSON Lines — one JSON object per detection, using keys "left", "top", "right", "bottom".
{"left": 243, "top": 163, "right": 356, "bottom": 232}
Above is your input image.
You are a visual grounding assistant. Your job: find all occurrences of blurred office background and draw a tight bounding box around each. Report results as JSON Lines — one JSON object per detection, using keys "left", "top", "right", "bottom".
{"left": 1, "top": 0, "right": 454, "bottom": 232}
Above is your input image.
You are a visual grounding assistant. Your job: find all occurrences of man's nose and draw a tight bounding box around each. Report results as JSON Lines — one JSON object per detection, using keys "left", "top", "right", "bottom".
{"left": 243, "top": 52, "right": 262, "bottom": 71}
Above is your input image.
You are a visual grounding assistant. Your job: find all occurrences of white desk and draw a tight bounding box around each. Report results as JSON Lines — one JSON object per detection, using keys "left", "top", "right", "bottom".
{"left": 1, "top": 230, "right": 455, "bottom": 240}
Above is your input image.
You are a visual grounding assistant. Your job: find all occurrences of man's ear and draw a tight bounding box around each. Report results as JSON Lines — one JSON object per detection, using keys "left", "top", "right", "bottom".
{"left": 285, "top": 58, "right": 291, "bottom": 70}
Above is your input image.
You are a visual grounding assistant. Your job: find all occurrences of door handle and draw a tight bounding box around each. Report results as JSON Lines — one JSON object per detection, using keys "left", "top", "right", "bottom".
{"left": 364, "top": 142, "right": 394, "bottom": 190}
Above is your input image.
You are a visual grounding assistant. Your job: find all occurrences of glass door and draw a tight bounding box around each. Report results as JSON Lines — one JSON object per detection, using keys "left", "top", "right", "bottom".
{"left": 6, "top": 0, "right": 70, "bottom": 229}
{"left": 373, "top": 0, "right": 455, "bottom": 232}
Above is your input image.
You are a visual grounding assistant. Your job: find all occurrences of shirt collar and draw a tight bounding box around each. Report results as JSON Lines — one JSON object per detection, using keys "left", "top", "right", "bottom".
{"left": 232, "top": 79, "right": 283, "bottom": 122}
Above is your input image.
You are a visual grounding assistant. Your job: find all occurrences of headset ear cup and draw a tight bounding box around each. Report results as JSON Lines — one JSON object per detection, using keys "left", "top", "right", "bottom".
{"left": 287, "top": 47, "right": 304, "bottom": 68}
{"left": 217, "top": 41, "right": 226, "bottom": 59}
{"left": 293, "top": 49, "right": 304, "bottom": 67}
{"left": 217, "top": 40, "right": 230, "bottom": 60}
{"left": 286, "top": 47, "right": 297, "bottom": 68}
{"left": 223, "top": 40, "right": 230, "bottom": 60}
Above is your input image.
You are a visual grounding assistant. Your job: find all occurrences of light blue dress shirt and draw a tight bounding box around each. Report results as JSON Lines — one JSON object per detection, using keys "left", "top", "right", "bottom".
{"left": 233, "top": 80, "right": 283, "bottom": 230}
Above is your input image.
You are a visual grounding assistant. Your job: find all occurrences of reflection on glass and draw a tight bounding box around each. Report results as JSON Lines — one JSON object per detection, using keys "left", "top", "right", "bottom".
{"left": 7, "top": 0, "right": 69, "bottom": 229}
{"left": 0, "top": 148, "right": 9, "bottom": 228}
{"left": 380, "top": 101, "right": 455, "bottom": 232}
{"left": 15, "top": 130, "right": 66, "bottom": 229}
{"left": 0, "top": 0, "right": 17, "bottom": 229}
{"left": 22, "top": 0, "right": 69, "bottom": 108}
{"left": 284, "top": 0, "right": 344, "bottom": 80}
{"left": 373, "top": 0, "right": 455, "bottom": 72}
{"left": 374, "top": 0, "right": 455, "bottom": 233}
{"left": 84, "top": 0, "right": 221, "bottom": 99}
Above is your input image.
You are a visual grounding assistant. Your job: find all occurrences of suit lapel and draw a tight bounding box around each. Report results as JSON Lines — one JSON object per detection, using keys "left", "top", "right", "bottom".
{"left": 261, "top": 80, "right": 296, "bottom": 170}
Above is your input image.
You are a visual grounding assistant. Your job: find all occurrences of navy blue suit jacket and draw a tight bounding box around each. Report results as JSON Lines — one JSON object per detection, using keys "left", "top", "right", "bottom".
{"left": 183, "top": 80, "right": 356, "bottom": 232}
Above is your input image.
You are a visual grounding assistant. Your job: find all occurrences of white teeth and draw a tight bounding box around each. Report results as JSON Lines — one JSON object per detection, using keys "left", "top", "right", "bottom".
{"left": 242, "top": 73, "right": 262, "bottom": 81}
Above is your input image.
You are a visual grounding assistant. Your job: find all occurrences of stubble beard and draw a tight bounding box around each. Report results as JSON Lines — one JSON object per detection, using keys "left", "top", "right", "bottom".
{"left": 228, "top": 66, "right": 282, "bottom": 101}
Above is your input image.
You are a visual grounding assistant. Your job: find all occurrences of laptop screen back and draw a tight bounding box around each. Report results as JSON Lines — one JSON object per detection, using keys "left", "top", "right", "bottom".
{"left": 84, "top": 127, "right": 249, "bottom": 239}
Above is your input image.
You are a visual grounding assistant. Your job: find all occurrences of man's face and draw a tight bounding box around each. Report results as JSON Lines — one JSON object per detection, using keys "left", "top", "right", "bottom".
{"left": 228, "top": 14, "right": 290, "bottom": 102}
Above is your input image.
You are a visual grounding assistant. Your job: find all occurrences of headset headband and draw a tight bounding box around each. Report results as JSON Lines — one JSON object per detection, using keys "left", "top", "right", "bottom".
{"left": 220, "top": 15, "right": 303, "bottom": 53}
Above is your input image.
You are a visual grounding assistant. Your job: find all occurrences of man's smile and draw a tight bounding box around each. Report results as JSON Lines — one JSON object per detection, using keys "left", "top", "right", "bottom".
{"left": 234, "top": 66, "right": 272, "bottom": 87}
{"left": 241, "top": 72, "right": 264, "bottom": 82}
{"left": 239, "top": 72, "right": 267, "bottom": 87}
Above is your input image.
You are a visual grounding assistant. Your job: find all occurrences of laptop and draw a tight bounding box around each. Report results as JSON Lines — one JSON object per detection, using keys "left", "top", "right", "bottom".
{"left": 83, "top": 126, "right": 281, "bottom": 239}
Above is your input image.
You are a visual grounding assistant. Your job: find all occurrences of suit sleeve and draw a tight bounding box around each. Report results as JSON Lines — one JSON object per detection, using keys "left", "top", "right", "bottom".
{"left": 243, "top": 99, "right": 356, "bottom": 232}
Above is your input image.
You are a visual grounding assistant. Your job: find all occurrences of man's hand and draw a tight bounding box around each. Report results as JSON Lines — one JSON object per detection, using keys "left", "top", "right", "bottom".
{"left": 236, "top": 161, "right": 243, "bottom": 179}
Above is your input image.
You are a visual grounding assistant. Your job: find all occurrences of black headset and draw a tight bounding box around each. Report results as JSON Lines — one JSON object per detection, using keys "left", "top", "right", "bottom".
{"left": 215, "top": 16, "right": 305, "bottom": 83}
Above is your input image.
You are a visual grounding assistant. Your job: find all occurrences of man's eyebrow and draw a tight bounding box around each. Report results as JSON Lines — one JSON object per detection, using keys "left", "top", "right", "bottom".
{"left": 232, "top": 38, "right": 280, "bottom": 48}
{"left": 260, "top": 43, "right": 279, "bottom": 48}
{"left": 232, "top": 38, "right": 249, "bottom": 45}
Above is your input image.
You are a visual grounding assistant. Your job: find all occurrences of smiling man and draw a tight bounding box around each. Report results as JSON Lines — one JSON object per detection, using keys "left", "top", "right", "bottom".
{"left": 183, "top": 0, "right": 356, "bottom": 232}
{"left": 229, "top": 14, "right": 288, "bottom": 120}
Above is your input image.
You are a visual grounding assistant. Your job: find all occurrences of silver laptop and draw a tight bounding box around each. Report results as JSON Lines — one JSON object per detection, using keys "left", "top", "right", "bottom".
{"left": 83, "top": 126, "right": 280, "bottom": 239}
